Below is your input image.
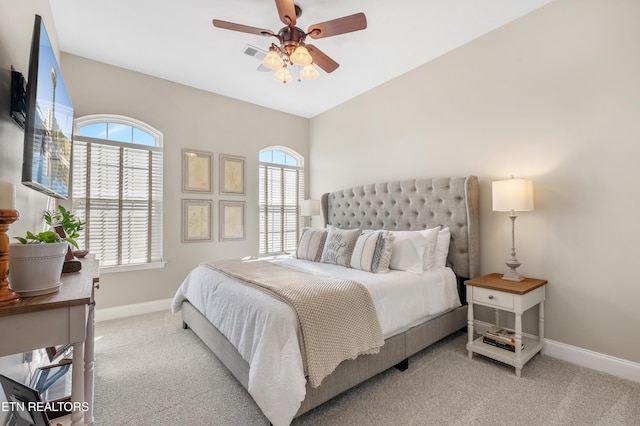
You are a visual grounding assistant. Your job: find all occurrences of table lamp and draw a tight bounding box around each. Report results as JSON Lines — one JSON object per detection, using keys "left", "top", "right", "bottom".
{"left": 492, "top": 176, "right": 534, "bottom": 282}
{"left": 301, "top": 199, "right": 320, "bottom": 228}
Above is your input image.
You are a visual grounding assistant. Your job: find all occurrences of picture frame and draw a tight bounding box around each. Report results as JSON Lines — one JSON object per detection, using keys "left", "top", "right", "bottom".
{"left": 0, "top": 374, "right": 50, "bottom": 425}
{"left": 182, "top": 199, "right": 213, "bottom": 242}
{"left": 219, "top": 154, "right": 245, "bottom": 195}
{"left": 219, "top": 201, "right": 245, "bottom": 241}
{"left": 182, "top": 149, "right": 212, "bottom": 193}
{"left": 46, "top": 344, "right": 72, "bottom": 362}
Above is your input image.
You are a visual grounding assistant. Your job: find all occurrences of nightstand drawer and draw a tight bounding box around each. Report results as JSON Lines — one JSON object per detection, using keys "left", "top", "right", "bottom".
{"left": 473, "top": 287, "right": 514, "bottom": 309}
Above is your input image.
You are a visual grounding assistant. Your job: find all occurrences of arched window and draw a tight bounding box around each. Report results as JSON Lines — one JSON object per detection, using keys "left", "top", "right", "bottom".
{"left": 259, "top": 147, "right": 304, "bottom": 255}
{"left": 72, "top": 115, "right": 163, "bottom": 270}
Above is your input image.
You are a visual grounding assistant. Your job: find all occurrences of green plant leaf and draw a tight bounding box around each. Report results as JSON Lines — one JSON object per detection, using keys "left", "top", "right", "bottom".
{"left": 64, "top": 237, "right": 79, "bottom": 249}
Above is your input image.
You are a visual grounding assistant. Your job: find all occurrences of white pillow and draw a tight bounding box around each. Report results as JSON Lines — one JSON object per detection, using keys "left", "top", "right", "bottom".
{"left": 295, "top": 228, "right": 327, "bottom": 262}
{"left": 350, "top": 230, "right": 394, "bottom": 273}
{"left": 420, "top": 227, "right": 441, "bottom": 271}
{"left": 389, "top": 231, "right": 429, "bottom": 274}
{"left": 433, "top": 227, "right": 451, "bottom": 268}
{"left": 320, "top": 228, "right": 361, "bottom": 267}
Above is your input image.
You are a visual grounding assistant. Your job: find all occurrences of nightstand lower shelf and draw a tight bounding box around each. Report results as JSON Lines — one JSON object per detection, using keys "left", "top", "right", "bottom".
{"left": 467, "top": 334, "right": 543, "bottom": 369}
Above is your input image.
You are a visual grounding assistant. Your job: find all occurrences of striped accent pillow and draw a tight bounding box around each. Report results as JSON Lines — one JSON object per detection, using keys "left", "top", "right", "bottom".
{"left": 350, "top": 230, "right": 394, "bottom": 273}
{"left": 296, "top": 228, "right": 328, "bottom": 262}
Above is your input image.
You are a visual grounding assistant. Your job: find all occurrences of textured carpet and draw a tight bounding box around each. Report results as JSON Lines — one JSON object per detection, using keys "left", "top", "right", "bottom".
{"left": 93, "top": 311, "right": 640, "bottom": 425}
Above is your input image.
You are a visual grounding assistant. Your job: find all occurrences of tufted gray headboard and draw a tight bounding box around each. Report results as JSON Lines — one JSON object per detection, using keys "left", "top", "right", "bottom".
{"left": 321, "top": 176, "right": 479, "bottom": 279}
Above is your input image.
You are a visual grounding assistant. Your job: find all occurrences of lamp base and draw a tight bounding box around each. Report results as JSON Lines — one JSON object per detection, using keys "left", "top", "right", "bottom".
{"left": 0, "top": 287, "right": 19, "bottom": 306}
{"left": 502, "top": 258, "right": 525, "bottom": 282}
{"left": 0, "top": 209, "right": 20, "bottom": 305}
{"left": 501, "top": 270, "right": 525, "bottom": 282}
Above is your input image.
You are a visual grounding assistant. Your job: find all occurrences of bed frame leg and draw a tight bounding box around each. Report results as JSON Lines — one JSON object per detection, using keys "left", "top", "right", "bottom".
{"left": 395, "top": 358, "right": 409, "bottom": 372}
{"left": 182, "top": 321, "right": 189, "bottom": 330}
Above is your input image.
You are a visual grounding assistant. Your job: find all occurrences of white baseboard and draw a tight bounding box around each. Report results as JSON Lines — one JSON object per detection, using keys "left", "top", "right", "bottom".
{"left": 473, "top": 320, "right": 639, "bottom": 383}
{"left": 544, "top": 339, "right": 640, "bottom": 384}
{"left": 95, "top": 298, "right": 172, "bottom": 322}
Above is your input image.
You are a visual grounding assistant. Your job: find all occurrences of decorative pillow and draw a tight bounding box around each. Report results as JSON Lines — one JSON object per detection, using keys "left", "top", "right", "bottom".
{"left": 389, "top": 231, "right": 429, "bottom": 274}
{"left": 350, "top": 230, "right": 394, "bottom": 273}
{"left": 320, "top": 228, "right": 361, "bottom": 267}
{"left": 433, "top": 227, "right": 451, "bottom": 268}
{"left": 296, "top": 228, "right": 328, "bottom": 262}
{"left": 420, "top": 227, "right": 441, "bottom": 271}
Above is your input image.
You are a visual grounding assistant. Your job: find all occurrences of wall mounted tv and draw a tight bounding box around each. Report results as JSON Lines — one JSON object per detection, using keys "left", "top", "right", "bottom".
{"left": 22, "top": 14, "right": 74, "bottom": 200}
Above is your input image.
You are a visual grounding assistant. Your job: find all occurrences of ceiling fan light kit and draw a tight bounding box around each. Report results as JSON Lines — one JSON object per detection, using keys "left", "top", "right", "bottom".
{"left": 273, "top": 65, "right": 293, "bottom": 84}
{"left": 290, "top": 46, "right": 312, "bottom": 66}
{"left": 300, "top": 64, "right": 319, "bottom": 81}
{"left": 263, "top": 49, "right": 285, "bottom": 69}
{"left": 212, "top": 0, "right": 366, "bottom": 84}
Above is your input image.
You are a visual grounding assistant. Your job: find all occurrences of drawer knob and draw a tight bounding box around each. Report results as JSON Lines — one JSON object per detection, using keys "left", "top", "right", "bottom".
{"left": 488, "top": 295, "right": 494, "bottom": 300}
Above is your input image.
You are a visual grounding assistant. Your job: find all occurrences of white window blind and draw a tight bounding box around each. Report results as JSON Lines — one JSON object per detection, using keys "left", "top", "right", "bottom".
{"left": 259, "top": 148, "right": 304, "bottom": 255}
{"left": 72, "top": 116, "right": 163, "bottom": 268}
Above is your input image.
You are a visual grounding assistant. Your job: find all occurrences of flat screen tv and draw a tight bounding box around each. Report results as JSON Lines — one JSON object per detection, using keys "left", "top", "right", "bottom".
{"left": 22, "top": 14, "right": 74, "bottom": 200}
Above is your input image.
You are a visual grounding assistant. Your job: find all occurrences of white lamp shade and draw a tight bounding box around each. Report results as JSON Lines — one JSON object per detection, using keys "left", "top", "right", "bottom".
{"left": 301, "top": 199, "right": 320, "bottom": 216}
{"left": 300, "top": 64, "right": 319, "bottom": 81}
{"left": 492, "top": 178, "right": 534, "bottom": 212}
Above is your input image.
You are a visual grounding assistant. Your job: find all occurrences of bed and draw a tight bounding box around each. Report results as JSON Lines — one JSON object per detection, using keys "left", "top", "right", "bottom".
{"left": 172, "top": 176, "right": 479, "bottom": 425}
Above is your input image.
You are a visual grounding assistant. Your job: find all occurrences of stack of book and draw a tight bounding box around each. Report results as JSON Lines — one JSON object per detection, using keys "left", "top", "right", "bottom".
{"left": 482, "top": 327, "right": 523, "bottom": 352}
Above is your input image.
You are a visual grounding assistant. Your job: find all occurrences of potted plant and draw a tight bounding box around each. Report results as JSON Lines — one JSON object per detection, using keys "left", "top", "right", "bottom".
{"left": 9, "top": 230, "right": 69, "bottom": 297}
{"left": 44, "top": 205, "right": 85, "bottom": 257}
{"left": 9, "top": 206, "right": 84, "bottom": 297}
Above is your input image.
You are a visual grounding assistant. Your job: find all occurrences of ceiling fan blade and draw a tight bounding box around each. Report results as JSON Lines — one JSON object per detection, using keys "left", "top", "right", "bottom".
{"left": 307, "top": 13, "right": 367, "bottom": 39}
{"left": 275, "top": 0, "right": 297, "bottom": 26}
{"left": 212, "top": 19, "right": 274, "bottom": 37}
{"left": 306, "top": 45, "right": 339, "bottom": 73}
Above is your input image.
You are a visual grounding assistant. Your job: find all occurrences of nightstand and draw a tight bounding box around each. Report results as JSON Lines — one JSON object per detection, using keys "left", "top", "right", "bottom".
{"left": 466, "top": 273, "right": 547, "bottom": 377}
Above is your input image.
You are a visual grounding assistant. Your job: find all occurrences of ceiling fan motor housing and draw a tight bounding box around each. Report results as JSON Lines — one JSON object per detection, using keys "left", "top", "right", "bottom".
{"left": 278, "top": 26, "right": 307, "bottom": 55}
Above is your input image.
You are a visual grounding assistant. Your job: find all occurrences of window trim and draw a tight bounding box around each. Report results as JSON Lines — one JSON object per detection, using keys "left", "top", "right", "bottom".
{"left": 100, "top": 261, "right": 167, "bottom": 274}
{"left": 258, "top": 146, "right": 304, "bottom": 256}
{"left": 75, "top": 114, "right": 164, "bottom": 148}
{"left": 73, "top": 114, "right": 163, "bottom": 273}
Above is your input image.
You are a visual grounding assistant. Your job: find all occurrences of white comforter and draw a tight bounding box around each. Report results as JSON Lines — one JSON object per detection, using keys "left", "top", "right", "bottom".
{"left": 171, "top": 258, "right": 460, "bottom": 426}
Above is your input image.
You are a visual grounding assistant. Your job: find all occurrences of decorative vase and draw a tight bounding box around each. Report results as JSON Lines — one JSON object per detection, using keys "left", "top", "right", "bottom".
{"left": 8, "top": 241, "right": 68, "bottom": 297}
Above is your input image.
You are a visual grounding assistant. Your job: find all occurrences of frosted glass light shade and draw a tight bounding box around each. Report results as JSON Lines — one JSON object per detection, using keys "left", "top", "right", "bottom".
{"left": 492, "top": 178, "right": 534, "bottom": 212}
{"left": 273, "top": 66, "right": 293, "bottom": 84}
{"left": 301, "top": 199, "right": 320, "bottom": 216}
{"left": 300, "top": 64, "right": 319, "bottom": 81}
{"left": 290, "top": 45, "right": 312, "bottom": 66}
{"left": 262, "top": 50, "right": 284, "bottom": 69}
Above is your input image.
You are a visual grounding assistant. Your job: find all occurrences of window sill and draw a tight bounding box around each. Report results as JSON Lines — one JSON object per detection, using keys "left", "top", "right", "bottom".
{"left": 100, "top": 261, "right": 167, "bottom": 274}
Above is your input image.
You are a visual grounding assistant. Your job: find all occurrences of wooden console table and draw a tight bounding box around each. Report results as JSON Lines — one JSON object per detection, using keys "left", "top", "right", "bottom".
{"left": 0, "top": 255, "right": 98, "bottom": 425}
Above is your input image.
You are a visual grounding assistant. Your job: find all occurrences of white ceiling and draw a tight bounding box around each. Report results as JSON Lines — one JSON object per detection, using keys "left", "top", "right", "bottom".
{"left": 49, "top": 0, "right": 551, "bottom": 119}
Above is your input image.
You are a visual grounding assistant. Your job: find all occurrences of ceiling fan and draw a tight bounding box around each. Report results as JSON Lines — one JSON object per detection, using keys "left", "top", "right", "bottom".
{"left": 212, "top": 0, "right": 367, "bottom": 83}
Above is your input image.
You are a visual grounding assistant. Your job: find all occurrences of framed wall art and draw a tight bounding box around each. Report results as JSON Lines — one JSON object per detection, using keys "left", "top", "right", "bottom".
{"left": 182, "top": 199, "right": 213, "bottom": 242}
{"left": 219, "top": 201, "right": 245, "bottom": 241}
{"left": 182, "top": 149, "right": 212, "bottom": 193}
{"left": 219, "top": 154, "right": 245, "bottom": 195}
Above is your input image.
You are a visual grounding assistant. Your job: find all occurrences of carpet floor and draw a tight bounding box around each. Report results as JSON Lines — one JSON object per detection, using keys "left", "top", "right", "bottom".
{"left": 93, "top": 310, "right": 640, "bottom": 425}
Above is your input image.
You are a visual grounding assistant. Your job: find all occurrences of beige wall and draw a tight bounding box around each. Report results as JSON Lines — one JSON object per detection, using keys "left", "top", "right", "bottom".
{"left": 0, "top": 0, "right": 59, "bottom": 415}
{"left": 0, "top": 3, "right": 57, "bottom": 236}
{"left": 309, "top": 0, "right": 640, "bottom": 363}
{"left": 60, "top": 53, "right": 309, "bottom": 309}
